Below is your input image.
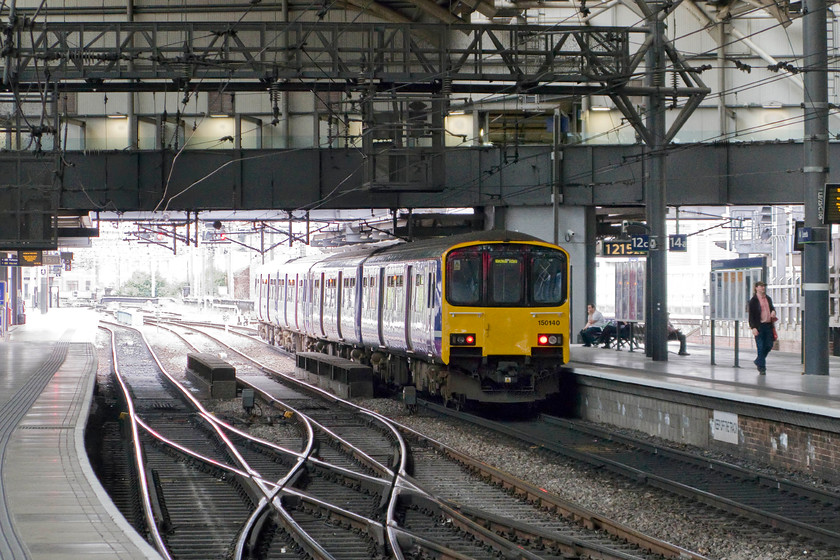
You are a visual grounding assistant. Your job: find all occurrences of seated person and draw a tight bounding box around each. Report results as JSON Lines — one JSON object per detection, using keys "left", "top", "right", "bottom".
{"left": 601, "top": 321, "right": 634, "bottom": 349}
{"left": 599, "top": 320, "right": 617, "bottom": 347}
{"left": 667, "top": 320, "right": 689, "bottom": 356}
{"left": 598, "top": 320, "right": 626, "bottom": 348}
{"left": 580, "top": 303, "right": 606, "bottom": 347}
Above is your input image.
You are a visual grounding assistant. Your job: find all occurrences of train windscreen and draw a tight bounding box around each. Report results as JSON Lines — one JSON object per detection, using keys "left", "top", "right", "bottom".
{"left": 447, "top": 252, "right": 482, "bottom": 305}
{"left": 446, "top": 244, "right": 567, "bottom": 307}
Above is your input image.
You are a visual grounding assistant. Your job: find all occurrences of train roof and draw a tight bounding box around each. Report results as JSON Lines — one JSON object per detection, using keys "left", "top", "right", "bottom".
{"left": 362, "top": 229, "right": 561, "bottom": 263}
{"left": 260, "top": 231, "right": 564, "bottom": 273}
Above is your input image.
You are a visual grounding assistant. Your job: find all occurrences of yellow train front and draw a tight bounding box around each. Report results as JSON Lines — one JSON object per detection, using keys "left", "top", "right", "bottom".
{"left": 433, "top": 231, "right": 569, "bottom": 406}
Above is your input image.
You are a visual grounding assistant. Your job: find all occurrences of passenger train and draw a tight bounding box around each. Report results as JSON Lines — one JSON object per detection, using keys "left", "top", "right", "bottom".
{"left": 253, "top": 230, "right": 570, "bottom": 407}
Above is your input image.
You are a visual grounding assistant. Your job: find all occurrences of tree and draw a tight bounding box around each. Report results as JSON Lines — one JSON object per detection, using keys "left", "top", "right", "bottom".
{"left": 118, "top": 271, "right": 182, "bottom": 297}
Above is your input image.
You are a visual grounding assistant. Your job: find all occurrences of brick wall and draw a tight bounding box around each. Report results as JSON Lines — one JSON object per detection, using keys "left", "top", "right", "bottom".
{"left": 577, "top": 383, "right": 840, "bottom": 483}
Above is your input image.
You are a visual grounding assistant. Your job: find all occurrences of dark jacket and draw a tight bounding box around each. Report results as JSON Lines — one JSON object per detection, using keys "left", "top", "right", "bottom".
{"left": 748, "top": 294, "right": 775, "bottom": 330}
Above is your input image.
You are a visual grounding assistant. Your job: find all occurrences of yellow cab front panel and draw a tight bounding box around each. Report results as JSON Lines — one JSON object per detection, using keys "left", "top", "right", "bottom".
{"left": 441, "top": 239, "right": 569, "bottom": 396}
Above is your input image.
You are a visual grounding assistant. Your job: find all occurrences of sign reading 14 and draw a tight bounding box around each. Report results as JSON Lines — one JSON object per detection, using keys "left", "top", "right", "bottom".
{"left": 669, "top": 234, "right": 688, "bottom": 252}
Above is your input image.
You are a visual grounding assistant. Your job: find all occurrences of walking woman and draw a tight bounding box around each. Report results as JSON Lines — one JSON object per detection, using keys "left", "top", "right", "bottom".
{"left": 748, "top": 281, "right": 776, "bottom": 375}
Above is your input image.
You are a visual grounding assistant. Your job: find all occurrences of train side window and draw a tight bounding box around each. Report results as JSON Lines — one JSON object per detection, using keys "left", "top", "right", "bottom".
{"left": 394, "top": 274, "right": 404, "bottom": 313}
{"left": 428, "top": 272, "right": 434, "bottom": 307}
{"left": 414, "top": 273, "right": 424, "bottom": 312}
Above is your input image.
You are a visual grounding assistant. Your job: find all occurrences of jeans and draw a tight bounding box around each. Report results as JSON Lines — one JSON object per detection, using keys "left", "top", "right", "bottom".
{"left": 580, "top": 327, "right": 602, "bottom": 346}
{"left": 754, "top": 322, "right": 774, "bottom": 370}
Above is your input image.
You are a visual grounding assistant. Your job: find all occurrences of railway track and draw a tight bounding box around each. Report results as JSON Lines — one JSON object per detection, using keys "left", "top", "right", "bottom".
{"left": 423, "top": 401, "right": 840, "bottom": 551}
{"left": 126, "top": 316, "right": 710, "bottom": 560}
{"left": 103, "top": 323, "right": 259, "bottom": 560}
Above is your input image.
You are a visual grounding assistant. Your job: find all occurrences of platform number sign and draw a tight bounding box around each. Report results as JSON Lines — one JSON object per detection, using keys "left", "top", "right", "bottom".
{"left": 669, "top": 234, "right": 687, "bottom": 252}
{"left": 631, "top": 235, "right": 649, "bottom": 252}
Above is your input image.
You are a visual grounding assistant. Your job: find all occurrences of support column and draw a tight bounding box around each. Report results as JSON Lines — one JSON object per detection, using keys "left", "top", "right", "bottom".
{"left": 10, "top": 265, "right": 20, "bottom": 325}
{"left": 584, "top": 206, "right": 597, "bottom": 326}
{"left": 646, "top": 12, "right": 668, "bottom": 361}
{"left": 802, "top": 0, "right": 829, "bottom": 375}
{"left": 552, "top": 108, "right": 563, "bottom": 246}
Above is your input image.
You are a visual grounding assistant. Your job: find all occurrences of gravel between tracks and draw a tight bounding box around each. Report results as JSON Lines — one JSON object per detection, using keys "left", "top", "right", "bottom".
{"left": 131, "top": 321, "right": 835, "bottom": 560}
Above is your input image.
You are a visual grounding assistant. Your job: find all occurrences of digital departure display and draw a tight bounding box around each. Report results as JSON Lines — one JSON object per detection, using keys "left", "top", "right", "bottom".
{"left": 825, "top": 184, "right": 840, "bottom": 224}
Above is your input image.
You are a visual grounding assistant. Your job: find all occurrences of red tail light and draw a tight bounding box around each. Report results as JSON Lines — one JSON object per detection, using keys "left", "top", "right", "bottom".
{"left": 450, "top": 333, "right": 477, "bottom": 346}
{"left": 537, "top": 334, "right": 562, "bottom": 346}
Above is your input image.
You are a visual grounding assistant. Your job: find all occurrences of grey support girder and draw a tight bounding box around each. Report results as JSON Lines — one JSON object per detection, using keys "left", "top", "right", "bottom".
{"left": 3, "top": 21, "right": 644, "bottom": 95}
{"left": 38, "top": 141, "right": 834, "bottom": 213}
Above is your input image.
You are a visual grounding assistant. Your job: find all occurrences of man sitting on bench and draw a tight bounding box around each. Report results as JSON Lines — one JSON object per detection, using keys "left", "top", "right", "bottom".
{"left": 668, "top": 319, "right": 689, "bottom": 356}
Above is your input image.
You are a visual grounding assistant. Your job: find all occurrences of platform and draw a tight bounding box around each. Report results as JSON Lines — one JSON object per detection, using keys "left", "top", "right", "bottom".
{"left": 568, "top": 340, "right": 840, "bottom": 482}
{"left": 0, "top": 309, "right": 160, "bottom": 560}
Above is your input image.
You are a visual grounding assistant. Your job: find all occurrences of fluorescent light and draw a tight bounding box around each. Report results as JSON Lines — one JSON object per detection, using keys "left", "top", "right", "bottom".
{"left": 762, "top": 102, "right": 783, "bottom": 109}
{"left": 209, "top": 114, "right": 230, "bottom": 118}
{"left": 107, "top": 114, "right": 127, "bottom": 119}
{"left": 590, "top": 106, "right": 611, "bottom": 112}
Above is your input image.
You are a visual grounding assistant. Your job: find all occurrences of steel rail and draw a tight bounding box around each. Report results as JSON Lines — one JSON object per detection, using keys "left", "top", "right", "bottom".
{"left": 411, "top": 399, "right": 711, "bottom": 560}
{"left": 165, "top": 317, "right": 709, "bottom": 560}
{"left": 100, "top": 324, "right": 173, "bottom": 560}
{"left": 149, "top": 318, "right": 406, "bottom": 558}
{"left": 109, "top": 320, "right": 328, "bottom": 559}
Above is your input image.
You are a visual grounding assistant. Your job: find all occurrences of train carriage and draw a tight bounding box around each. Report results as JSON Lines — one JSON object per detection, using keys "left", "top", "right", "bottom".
{"left": 254, "top": 230, "right": 570, "bottom": 407}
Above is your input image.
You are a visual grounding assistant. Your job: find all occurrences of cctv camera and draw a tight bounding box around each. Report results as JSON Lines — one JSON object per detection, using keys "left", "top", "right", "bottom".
{"left": 566, "top": 229, "right": 575, "bottom": 238}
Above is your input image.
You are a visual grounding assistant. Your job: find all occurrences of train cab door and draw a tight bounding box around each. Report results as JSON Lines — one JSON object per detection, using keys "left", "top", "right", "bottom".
{"left": 407, "top": 262, "right": 436, "bottom": 356}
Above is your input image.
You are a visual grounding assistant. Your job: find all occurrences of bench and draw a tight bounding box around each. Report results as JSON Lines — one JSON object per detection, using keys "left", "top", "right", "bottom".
{"left": 185, "top": 352, "right": 237, "bottom": 398}
{"left": 599, "top": 321, "right": 643, "bottom": 351}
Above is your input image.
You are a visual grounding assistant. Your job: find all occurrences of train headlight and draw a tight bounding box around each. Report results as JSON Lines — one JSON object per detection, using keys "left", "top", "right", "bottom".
{"left": 450, "top": 333, "right": 476, "bottom": 346}
{"left": 537, "top": 334, "right": 562, "bottom": 346}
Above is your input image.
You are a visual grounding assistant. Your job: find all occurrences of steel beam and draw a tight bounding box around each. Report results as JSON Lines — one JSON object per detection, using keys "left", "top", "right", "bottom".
{"left": 25, "top": 141, "right": 830, "bottom": 213}
{"left": 3, "top": 22, "right": 651, "bottom": 95}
